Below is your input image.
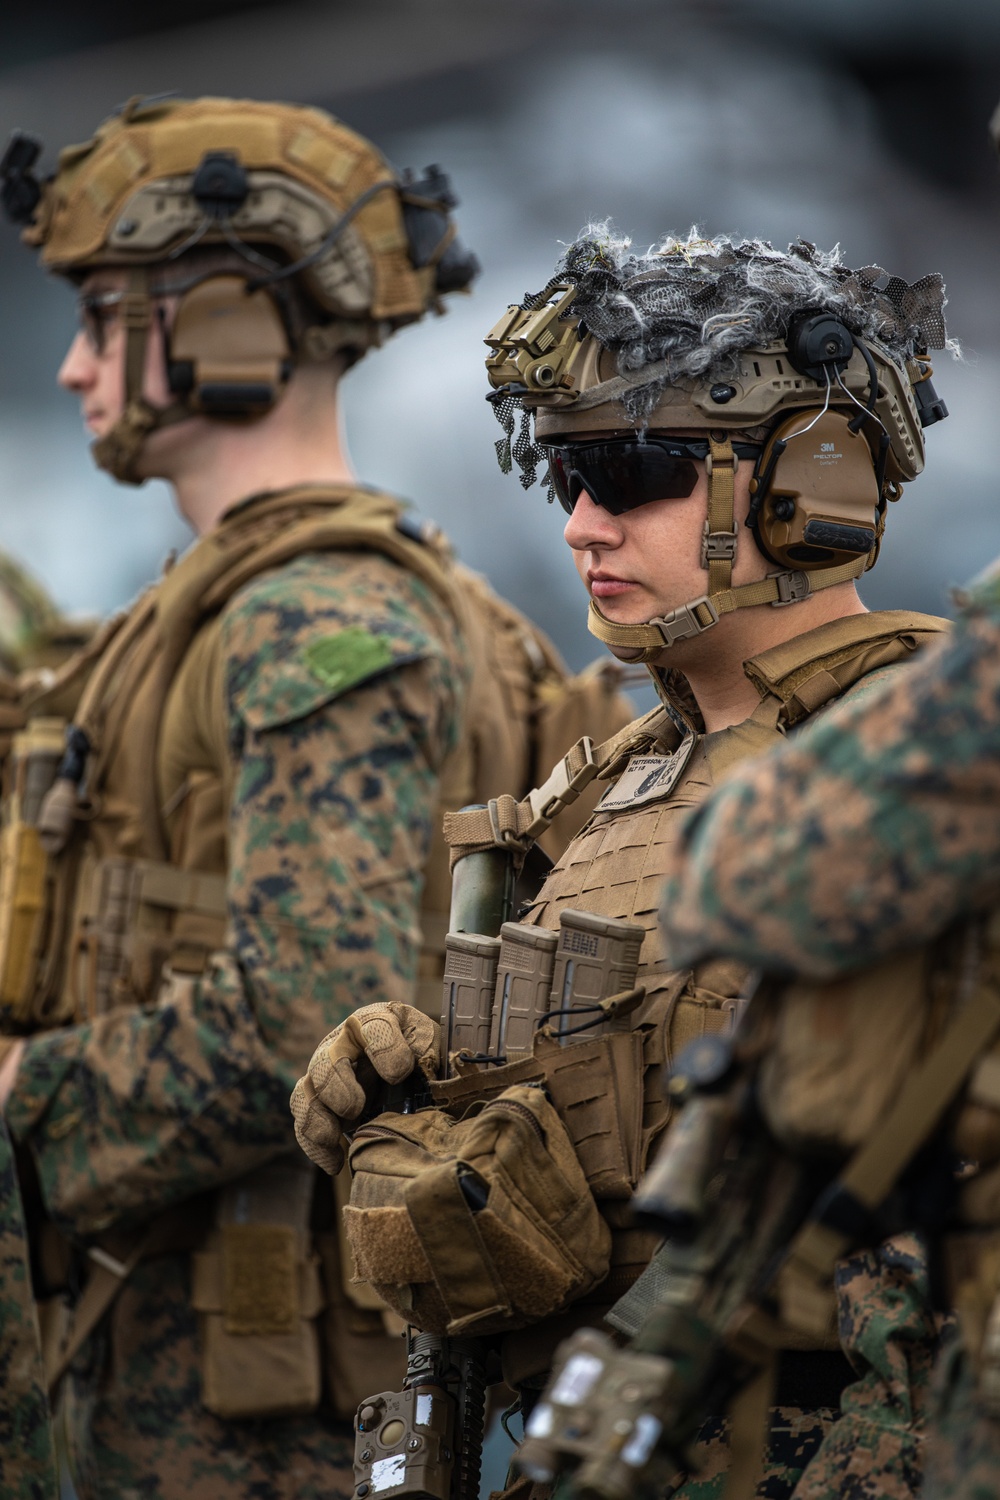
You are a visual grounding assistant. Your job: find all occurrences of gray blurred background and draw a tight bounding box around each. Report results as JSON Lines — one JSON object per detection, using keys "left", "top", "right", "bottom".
{"left": 2, "top": 0, "right": 1000, "bottom": 671}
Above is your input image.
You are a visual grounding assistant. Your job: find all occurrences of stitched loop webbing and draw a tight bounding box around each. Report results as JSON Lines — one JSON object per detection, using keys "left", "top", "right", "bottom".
{"left": 443, "top": 729, "right": 634, "bottom": 867}
{"left": 704, "top": 433, "right": 737, "bottom": 596}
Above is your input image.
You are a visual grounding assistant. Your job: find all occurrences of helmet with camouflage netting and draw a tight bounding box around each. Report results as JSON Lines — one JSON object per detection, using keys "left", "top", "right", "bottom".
{"left": 484, "top": 227, "right": 950, "bottom": 662}
{"left": 1, "top": 95, "right": 479, "bottom": 482}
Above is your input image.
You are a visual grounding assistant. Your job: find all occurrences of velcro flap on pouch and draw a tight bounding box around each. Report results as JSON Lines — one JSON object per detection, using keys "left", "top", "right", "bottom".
{"left": 404, "top": 1160, "right": 512, "bottom": 1333}
{"left": 342, "top": 1204, "right": 434, "bottom": 1288}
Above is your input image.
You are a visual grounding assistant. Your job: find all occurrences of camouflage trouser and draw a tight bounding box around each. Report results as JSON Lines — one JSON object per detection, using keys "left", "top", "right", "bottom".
{"left": 923, "top": 1331, "right": 1000, "bottom": 1500}
{"left": 62, "top": 1251, "right": 354, "bottom": 1500}
{"left": 789, "top": 1233, "right": 941, "bottom": 1500}
{"left": 488, "top": 1403, "right": 837, "bottom": 1500}
{"left": 0, "top": 1118, "right": 58, "bottom": 1500}
{"left": 667, "top": 1403, "right": 837, "bottom": 1500}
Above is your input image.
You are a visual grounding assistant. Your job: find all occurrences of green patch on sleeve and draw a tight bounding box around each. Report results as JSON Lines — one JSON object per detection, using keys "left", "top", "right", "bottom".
{"left": 303, "top": 627, "right": 396, "bottom": 696}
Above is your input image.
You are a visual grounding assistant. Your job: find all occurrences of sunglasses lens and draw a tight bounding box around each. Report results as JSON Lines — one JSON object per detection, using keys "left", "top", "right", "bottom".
{"left": 547, "top": 442, "right": 701, "bottom": 516}
{"left": 547, "top": 452, "right": 577, "bottom": 515}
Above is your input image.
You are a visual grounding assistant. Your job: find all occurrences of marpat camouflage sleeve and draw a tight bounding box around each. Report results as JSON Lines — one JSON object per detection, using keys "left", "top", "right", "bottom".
{"left": 660, "top": 582, "right": 1000, "bottom": 979}
{"left": 0, "top": 1115, "right": 58, "bottom": 1498}
{"left": 5, "top": 552, "right": 467, "bottom": 1234}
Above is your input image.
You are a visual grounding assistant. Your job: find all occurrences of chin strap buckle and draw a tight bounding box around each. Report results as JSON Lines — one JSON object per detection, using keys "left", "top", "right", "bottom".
{"left": 701, "top": 522, "right": 739, "bottom": 567}
{"left": 651, "top": 595, "right": 720, "bottom": 647}
{"left": 770, "top": 570, "right": 812, "bottom": 607}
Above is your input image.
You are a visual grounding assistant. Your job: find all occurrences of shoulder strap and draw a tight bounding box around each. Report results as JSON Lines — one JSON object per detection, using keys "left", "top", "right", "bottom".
{"left": 441, "top": 706, "right": 671, "bottom": 867}
{"left": 157, "top": 485, "right": 462, "bottom": 660}
{"left": 70, "top": 487, "right": 465, "bottom": 862}
{"left": 743, "top": 609, "right": 950, "bottom": 729}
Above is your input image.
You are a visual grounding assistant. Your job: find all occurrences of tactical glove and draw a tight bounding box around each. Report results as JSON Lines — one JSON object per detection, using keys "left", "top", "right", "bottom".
{"left": 290, "top": 1002, "right": 440, "bottom": 1176}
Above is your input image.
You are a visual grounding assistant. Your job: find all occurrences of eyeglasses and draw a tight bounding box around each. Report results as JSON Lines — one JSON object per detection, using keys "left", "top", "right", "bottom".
{"left": 76, "top": 290, "right": 126, "bottom": 354}
{"left": 544, "top": 436, "right": 762, "bottom": 517}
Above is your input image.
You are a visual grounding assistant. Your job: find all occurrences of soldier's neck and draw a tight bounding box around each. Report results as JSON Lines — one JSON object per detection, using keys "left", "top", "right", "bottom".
{"left": 157, "top": 369, "right": 357, "bottom": 537}
{"left": 666, "top": 582, "right": 868, "bottom": 733}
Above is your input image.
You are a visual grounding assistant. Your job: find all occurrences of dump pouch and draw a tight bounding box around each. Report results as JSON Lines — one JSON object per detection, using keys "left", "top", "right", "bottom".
{"left": 191, "top": 1154, "right": 325, "bottom": 1419}
{"left": 0, "top": 717, "right": 65, "bottom": 1029}
{"left": 345, "top": 1083, "right": 611, "bottom": 1337}
{"left": 315, "top": 1167, "right": 407, "bottom": 1420}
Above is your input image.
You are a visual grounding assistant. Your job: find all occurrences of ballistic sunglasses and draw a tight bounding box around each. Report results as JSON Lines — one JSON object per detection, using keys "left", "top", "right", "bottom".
{"left": 543, "top": 436, "right": 762, "bottom": 517}
{"left": 76, "top": 290, "right": 127, "bottom": 354}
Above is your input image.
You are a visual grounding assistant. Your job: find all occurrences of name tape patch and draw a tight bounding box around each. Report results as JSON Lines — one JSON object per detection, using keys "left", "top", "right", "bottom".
{"left": 596, "top": 733, "right": 697, "bottom": 813}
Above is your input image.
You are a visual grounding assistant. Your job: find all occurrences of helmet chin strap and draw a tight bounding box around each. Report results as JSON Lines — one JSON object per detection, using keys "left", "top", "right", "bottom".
{"left": 586, "top": 430, "right": 867, "bottom": 663}
{"left": 90, "top": 266, "right": 192, "bottom": 486}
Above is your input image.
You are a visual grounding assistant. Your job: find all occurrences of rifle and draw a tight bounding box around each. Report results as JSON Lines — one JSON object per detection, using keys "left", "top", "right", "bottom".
{"left": 514, "top": 956, "right": 1000, "bottom": 1500}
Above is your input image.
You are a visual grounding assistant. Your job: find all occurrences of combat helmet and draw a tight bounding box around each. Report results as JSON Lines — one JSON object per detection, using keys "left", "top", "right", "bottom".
{"left": 0, "top": 95, "right": 478, "bottom": 483}
{"left": 485, "top": 229, "right": 950, "bottom": 662}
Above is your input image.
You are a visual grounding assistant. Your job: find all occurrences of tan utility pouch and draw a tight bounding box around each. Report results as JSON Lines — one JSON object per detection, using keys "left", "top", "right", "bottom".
{"left": 0, "top": 717, "right": 65, "bottom": 1028}
{"left": 315, "top": 1166, "right": 407, "bottom": 1420}
{"left": 191, "top": 1155, "right": 325, "bottom": 1420}
{"left": 431, "top": 1030, "right": 644, "bottom": 1200}
{"left": 758, "top": 949, "right": 931, "bottom": 1153}
{"left": 65, "top": 851, "right": 228, "bottom": 1019}
{"left": 345, "top": 1083, "right": 611, "bottom": 1337}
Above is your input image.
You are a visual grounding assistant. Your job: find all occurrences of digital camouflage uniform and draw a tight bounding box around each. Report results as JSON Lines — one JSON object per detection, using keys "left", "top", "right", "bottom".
{"left": 0, "top": 554, "right": 84, "bottom": 1500}
{"left": 658, "top": 573, "right": 1000, "bottom": 981}
{"left": 5, "top": 490, "right": 468, "bottom": 1500}
{"left": 0, "top": 1115, "right": 58, "bottom": 1500}
{"left": 659, "top": 569, "right": 1000, "bottom": 1500}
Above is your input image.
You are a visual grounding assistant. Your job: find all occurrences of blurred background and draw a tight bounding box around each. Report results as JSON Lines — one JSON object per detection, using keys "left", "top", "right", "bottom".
{"left": 2, "top": 0, "right": 1000, "bottom": 673}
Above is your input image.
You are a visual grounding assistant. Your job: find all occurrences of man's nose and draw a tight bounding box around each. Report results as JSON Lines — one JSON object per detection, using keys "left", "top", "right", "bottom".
{"left": 563, "top": 486, "right": 625, "bottom": 551}
{"left": 57, "top": 330, "right": 96, "bottom": 391}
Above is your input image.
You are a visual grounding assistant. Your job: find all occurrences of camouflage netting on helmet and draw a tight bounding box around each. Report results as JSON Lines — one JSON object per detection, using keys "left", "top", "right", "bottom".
{"left": 495, "top": 226, "right": 951, "bottom": 488}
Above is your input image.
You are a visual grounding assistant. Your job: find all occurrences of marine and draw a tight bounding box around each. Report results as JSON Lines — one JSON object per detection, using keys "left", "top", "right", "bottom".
{"left": 293, "top": 226, "right": 953, "bottom": 1499}
{"left": 0, "top": 96, "right": 628, "bottom": 1500}
{"left": 651, "top": 107, "right": 1000, "bottom": 1500}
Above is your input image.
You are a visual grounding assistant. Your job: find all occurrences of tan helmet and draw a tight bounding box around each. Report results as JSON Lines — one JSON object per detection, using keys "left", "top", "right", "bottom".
{"left": 1, "top": 95, "right": 478, "bottom": 482}
{"left": 485, "top": 231, "right": 949, "bottom": 662}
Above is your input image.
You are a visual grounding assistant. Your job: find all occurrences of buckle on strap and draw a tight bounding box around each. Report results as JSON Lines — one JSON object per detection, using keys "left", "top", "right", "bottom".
{"left": 651, "top": 595, "right": 720, "bottom": 647}
{"left": 524, "top": 738, "right": 597, "bottom": 838}
{"left": 702, "top": 522, "right": 738, "bottom": 565}
{"left": 770, "top": 570, "right": 812, "bottom": 607}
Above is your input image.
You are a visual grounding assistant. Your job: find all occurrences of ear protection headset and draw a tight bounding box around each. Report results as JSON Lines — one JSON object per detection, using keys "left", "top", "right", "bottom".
{"left": 746, "top": 313, "right": 893, "bottom": 570}
{"left": 164, "top": 274, "right": 293, "bottom": 416}
{"left": 747, "top": 312, "right": 891, "bottom": 572}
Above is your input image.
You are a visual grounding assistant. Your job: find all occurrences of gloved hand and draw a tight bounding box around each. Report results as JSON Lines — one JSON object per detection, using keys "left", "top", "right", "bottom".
{"left": 290, "top": 1002, "right": 440, "bottom": 1176}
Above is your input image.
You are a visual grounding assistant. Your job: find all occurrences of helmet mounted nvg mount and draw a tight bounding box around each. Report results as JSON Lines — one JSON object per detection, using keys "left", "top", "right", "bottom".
{"left": 0, "top": 96, "right": 479, "bottom": 484}
{"left": 484, "top": 232, "right": 950, "bottom": 663}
